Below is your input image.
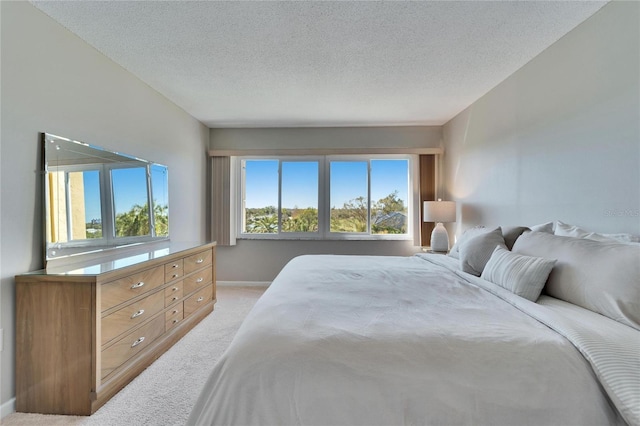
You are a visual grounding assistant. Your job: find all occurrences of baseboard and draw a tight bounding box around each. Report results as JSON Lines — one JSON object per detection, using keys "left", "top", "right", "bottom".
{"left": 217, "top": 281, "right": 271, "bottom": 287}
{"left": 1, "top": 397, "right": 16, "bottom": 419}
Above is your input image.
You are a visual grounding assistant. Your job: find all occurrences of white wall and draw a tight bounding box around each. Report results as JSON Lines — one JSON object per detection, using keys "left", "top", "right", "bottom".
{"left": 211, "top": 126, "right": 442, "bottom": 281}
{"left": 0, "top": 2, "right": 209, "bottom": 414}
{"left": 443, "top": 1, "right": 640, "bottom": 238}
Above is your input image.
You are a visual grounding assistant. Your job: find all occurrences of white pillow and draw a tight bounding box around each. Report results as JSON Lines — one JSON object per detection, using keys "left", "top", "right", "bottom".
{"left": 448, "top": 226, "right": 488, "bottom": 259}
{"left": 529, "top": 221, "right": 555, "bottom": 233}
{"left": 513, "top": 231, "right": 640, "bottom": 330}
{"left": 601, "top": 233, "right": 640, "bottom": 244}
{"left": 555, "top": 221, "right": 640, "bottom": 244}
{"left": 555, "top": 221, "right": 612, "bottom": 241}
{"left": 459, "top": 227, "right": 506, "bottom": 276}
{"left": 481, "top": 246, "right": 556, "bottom": 302}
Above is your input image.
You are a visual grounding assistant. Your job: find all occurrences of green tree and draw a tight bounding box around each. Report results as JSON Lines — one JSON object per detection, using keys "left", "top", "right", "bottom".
{"left": 371, "top": 191, "right": 407, "bottom": 234}
{"left": 153, "top": 203, "right": 169, "bottom": 236}
{"left": 331, "top": 196, "right": 367, "bottom": 232}
{"left": 247, "top": 213, "right": 278, "bottom": 233}
{"left": 283, "top": 207, "right": 318, "bottom": 232}
{"left": 372, "top": 191, "right": 406, "bottom": 217}
{"left": 115, "top": 202, "right": 168, "bottom": 237}
{"left": 115, "top": 203, "right": 150, "bottom": 237}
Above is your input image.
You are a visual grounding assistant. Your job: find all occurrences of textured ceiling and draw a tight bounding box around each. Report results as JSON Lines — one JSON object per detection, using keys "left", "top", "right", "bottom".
{"left": 30, "top": 1, "right": 608, "bottom": 128}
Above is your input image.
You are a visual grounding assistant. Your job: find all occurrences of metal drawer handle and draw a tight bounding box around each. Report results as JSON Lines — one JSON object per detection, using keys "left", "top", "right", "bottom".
{"left": 197, "top": 296, "right": 204, "bottom": 302}
{"left": 131, "top": 336, "right": 145, "bottom": 347}
{"left": 172, "top": 274, "right": 179, "bottom": 278}
{"left": 131, "top": 309, "right": 145, "bottom": 319}
{"left": 196, "top": 258, "right": 204, "bottom": 264}
{"left": 172, "top": 319, "right": 179, "bottom": 324}
{"left": 172, "top": 287, "right": 179, "bottom": 292}
{"left": 172, "top": 263, "right": 179, "bottom": 268}
{"left": 172, "top": 309, "right": 179, "bottom": 314}
{"left": 172, "top": 296, "right": 179, "bottom": 301}
{"left": 196, "top": 277, "right": 203, "bottom": 283}
{"left": 131, "top": 281, "right": 145, "bottom": 289}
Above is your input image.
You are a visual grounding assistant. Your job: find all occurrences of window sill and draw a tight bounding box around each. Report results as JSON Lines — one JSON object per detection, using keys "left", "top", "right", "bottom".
{"left": 237, "top": 235, "right": 412, "bottom": 241}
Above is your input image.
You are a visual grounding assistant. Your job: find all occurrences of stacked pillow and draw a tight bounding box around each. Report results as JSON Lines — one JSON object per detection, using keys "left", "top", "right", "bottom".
{"left": 481, "top": 246, "right": 556, "bottom": 302}
{"left": 458, "top": 227, "right": 507, "bottom": 276}
{"left": 513, "top": 231, "right": 640, "bottom": 330}
{"left": 450, "top": 226, "right": 555, "bottom": 302}
{"left": 450, "top": 222, "right": 640, "bottom": 320}
{"left": 529, "top": 221, "right": 554, "bottom": 234}
{"left": 554, "top": 220, "right": 640, "bottom": 244}
{"left": 449, "top": 225, "right": 529, "bottom": 259}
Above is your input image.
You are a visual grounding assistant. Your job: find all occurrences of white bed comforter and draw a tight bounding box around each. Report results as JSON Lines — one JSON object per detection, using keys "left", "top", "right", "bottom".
{"left": 188, "top": 254, "right": 635, "bottom": 426}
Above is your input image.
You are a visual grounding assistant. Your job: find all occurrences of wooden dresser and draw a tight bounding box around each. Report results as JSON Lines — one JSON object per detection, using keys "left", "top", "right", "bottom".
{"left": 15, "top": 241, "right": 216, "bottom": 415}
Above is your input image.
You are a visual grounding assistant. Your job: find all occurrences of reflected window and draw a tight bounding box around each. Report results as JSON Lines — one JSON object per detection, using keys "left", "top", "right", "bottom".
{"left": 43, "top": 133, "right": 170, "bottom": 260}
{"left": 47, "top": 169, "right": 103, "bottom": 242}
{"left": 112, "top": 167, "right": 151, "bottom": 237}
{"left": 151, "top": 164, "right": 169, "bottom": 237}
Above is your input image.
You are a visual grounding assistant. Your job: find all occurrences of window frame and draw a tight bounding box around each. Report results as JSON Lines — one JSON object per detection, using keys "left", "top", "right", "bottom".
{"left": 235, "top": 154, "right": 416, "bottom": 241}
{"left": 47, "top": 162, "right": 166, "bottom": 251}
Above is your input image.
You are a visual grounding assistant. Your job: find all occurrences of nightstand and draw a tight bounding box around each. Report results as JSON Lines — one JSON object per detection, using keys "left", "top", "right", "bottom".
{"left": 420, "top": 247, "right": 449, "bottom": 254}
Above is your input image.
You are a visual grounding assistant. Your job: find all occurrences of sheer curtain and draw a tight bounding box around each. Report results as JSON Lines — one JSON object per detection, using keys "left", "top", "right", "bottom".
{"left": 210, "top": 156, "right": 235, "bottom": 246}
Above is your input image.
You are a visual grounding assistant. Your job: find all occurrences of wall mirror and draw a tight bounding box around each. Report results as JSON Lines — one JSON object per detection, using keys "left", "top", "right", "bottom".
{"left": 43, "top": 133, "right": 169, "bottom": 263}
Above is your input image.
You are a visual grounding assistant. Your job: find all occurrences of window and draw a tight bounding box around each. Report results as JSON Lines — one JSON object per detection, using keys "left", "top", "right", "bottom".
{"left": 242, "top": 158, "right": 320, "bottom": 236}
{"left": 47, "top": 163, "right": 168, "bottom": 248}
{"left": 237, "top": 155, "right": 413, "bottom": 240}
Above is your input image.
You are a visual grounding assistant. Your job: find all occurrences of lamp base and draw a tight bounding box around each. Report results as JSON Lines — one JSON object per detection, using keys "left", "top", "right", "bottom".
{"left": 430, "top": 223, "right": 450, "bottom": 252}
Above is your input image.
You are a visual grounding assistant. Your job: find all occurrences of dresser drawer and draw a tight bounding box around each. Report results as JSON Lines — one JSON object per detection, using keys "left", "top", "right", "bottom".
{"left": 101, "top": 315, "right": 165, "bottom": 380}
{"left": 164, "top": 281, "right": 183, "bottom": 307}
{"left": 164, "top": 259, "right": 184, "bottom": 282}
{"left": 101, "top": 290, "right": 165, "bottom": 346}
{"left": 183, "top": 266, "right": 212, "bottom": 295}
{"left": 165, "top": 304, "right": 184, "bottom": 331}
{"left": 184, "top": 284, "right": 213, "bottom": 318}
{"left": 184, "top": 249, "right": 213, "bottom": 275}
{"left": 101, "top": 266, "right": 164, "bottom": 312}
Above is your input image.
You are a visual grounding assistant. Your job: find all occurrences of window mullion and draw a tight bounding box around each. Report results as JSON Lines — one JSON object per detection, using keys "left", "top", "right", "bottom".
{"left": 146, "top": 165, "right": 155, "bottom": 237}
{"left": 277, "top": 160, "right": 283, "bottom": 234}
{"left": 318, "top": 157, "right": 327, "bottom": 238}
{"left": 367, "top": 160, "right": 372, "bottom": 235}
{"left": 64, "top": 172, "right": 72, "bottom": 243}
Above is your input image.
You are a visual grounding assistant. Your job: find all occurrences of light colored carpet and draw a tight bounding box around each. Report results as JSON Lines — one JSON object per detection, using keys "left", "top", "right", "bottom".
{"left": 2, "top": 285, "right": 266, "bottom": 426}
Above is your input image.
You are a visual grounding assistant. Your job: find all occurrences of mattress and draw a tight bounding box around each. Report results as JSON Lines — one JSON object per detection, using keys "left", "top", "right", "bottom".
{"left": 188, "top": 254, "right": 636, "bottom": 425}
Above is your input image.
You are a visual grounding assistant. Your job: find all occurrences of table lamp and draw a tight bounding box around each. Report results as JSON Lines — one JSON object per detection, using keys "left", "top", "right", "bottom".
{"left": 423, "top": 199, "right": 456, "bottom": 252}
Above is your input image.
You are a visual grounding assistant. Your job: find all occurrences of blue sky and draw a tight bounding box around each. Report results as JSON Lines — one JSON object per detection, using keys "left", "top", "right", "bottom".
{"left": 81, "top": 165, "right": 168, "bottom": 221}
{"left": 244, "top": 159, "right": 408, "bottom": 209}
{"left": 112, "top": 167, "right": 148, "bottom": 217}
{"left": 81, "top": 171, "right": 102, "bottom": 221}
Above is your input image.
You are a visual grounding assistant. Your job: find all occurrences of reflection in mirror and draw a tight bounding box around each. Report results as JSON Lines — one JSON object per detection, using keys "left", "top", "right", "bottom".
{"left": 44, "top": 133, "right": 169, "bottom": 263}
{"left": 151, "top": 164, "right": 169, "bottom": 237}
{"left": 112, "top": 166, "right": 151, "bottom": 238}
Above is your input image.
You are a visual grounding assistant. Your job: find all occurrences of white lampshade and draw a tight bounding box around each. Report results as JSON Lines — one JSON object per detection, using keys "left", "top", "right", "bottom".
{"left": 423, "top": 200, "right": 456, "bottom": 252}
{"left": 423, "top": 200, "right": 456, "bottom": 223}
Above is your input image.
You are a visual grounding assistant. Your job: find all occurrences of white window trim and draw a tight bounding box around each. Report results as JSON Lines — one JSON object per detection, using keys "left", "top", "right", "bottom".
{"left": 47, "top": 162, "right": 167, "bottom": 255}
{"left": 233, "top": 154, "right": 416, "bottom": 241}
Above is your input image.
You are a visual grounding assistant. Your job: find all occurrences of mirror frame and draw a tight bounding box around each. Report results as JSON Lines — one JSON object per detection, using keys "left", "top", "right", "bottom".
{"left": 42, "top": 133, "right": 169, "bottom": 264}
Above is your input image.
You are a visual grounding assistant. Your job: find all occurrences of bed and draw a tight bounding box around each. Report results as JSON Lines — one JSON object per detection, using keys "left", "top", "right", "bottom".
{"left": 188, "top": 227, "right": 640, "bottom": 426}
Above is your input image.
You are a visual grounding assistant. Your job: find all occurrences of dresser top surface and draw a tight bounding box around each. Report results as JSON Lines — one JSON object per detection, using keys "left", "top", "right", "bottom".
{"left": 23, "top": 241, "right": 216, "bottom": 277}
